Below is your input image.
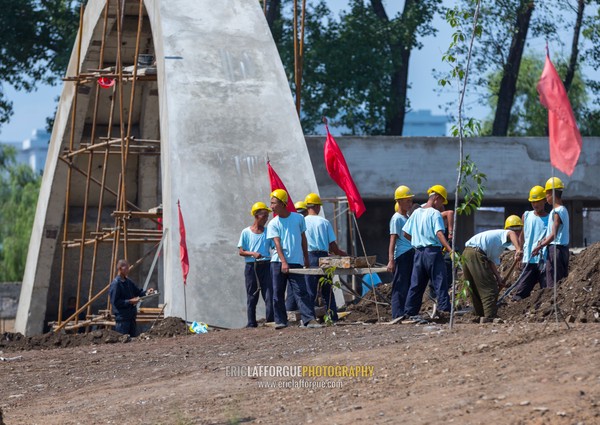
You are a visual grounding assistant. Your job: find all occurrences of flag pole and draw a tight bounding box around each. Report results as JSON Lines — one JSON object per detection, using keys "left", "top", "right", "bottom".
{"left": 552, "top": 167, "right": 558, "bottom": 324}
{"left": 351, "top": 212, "right": 381, "bottom": 322}
{"left": 183, "top": 279, "right": 188, "bottom": 330}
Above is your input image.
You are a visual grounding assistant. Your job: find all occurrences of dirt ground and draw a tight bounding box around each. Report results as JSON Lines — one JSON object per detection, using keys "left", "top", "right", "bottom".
{"left": 1, "top": 244, "right": 600, "bottom": 424}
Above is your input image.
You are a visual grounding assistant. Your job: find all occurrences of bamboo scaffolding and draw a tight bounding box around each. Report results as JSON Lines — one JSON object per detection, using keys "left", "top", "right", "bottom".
{"left": 54, "top": 0, "right": 163, "bottom": 333}
{"left": 54, "top": 243, "right": 160, "bottom": 333}
{"left": 57, "top": 4, "right": 85, "bottom": 326}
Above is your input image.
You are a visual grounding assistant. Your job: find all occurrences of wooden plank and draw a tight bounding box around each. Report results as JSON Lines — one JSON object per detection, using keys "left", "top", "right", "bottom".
{"left": 319, "top": 256, "right": 376, "bottom": 268}
{"left": 288, "top": 267, "right": 387, "bottom": 276}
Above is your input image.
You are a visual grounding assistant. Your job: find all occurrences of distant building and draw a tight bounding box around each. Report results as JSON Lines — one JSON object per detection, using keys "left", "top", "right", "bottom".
{"left": 1, "top": 129, "right": 50, "bottom": 175}
{"left": 312, "top": 109, "right": 448, "bottom": 136}
{"left": 403, "top": 109, "right": 448, "bottom": 136}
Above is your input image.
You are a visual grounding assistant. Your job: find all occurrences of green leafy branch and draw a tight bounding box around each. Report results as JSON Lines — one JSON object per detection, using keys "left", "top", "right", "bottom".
{"left": 456, "top": 154, "right": 487, "bottom": 215}
{"left": 439, "top": 0, "right": 483, "bottom": 329}
{"left": 318, "top": 266, "right": 338, "bottom": 326}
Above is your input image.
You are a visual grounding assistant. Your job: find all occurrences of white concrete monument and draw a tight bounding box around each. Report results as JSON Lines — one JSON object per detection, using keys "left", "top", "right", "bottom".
{"left": 16, "top": 0, "right": 318, "bottom": 334}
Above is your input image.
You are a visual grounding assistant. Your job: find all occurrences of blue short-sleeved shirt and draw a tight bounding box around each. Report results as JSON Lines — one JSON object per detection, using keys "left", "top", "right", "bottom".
{"left": 389, "top": 212, "right": 412, "bottom": 258}
{"left": 402, "top": 207, "right": 445, "bottom": 248}
{"left": 547, "top": 205, "right": 569, "bottom": 246}
{"left": 266, "top": 212, "right": 306, "bottom": 264}
{"left": 465, "top": 229, "right": 512, "bottom": 265}
{"left": 237, "top": 227, "right": 272, "bottom": 263}
{"left": 523, "top": 211, "right": 549, "bottom": 264}
{"left": 304, "top": 215, "right": 336, "bottom": 252}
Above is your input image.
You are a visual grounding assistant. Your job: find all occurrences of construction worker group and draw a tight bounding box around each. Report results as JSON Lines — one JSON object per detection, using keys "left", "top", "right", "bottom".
{"left": 238, "top": 177, "right": 569, "bottom": 327}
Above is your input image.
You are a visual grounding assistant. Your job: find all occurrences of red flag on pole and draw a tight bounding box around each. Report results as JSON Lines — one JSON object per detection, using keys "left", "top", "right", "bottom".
{"left": 536, "top": 53, "right": 582, "bottom": 176}
{"left": 267, "top": 161, "right": 297, "bottom": 213}
{"left": 177, "top": 200, "right": 189, "bottom": 285}
{"left": 323, "top": 122, "right": 366, "bottom": 218}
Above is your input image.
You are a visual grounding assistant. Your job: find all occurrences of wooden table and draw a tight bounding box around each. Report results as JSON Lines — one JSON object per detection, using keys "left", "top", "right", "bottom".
{"left": 288, "top": 267, "right": 387, "bottom": 276}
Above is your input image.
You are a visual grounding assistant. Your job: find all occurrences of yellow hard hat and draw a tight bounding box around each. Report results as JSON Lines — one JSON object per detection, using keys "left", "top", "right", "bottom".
{"left": 270, "top": 189, "right": 288, "bottom": 205}
{"left": 294, "top": 201, "right": 307, "bottom": 210}
{"left": 250, "top": 202, "right": 272, "bottom": 216}
{"left": 544, "top": 177, "right": 564, "bottom": 191}
{"left": 504, "top": 215, "right": 524, "bottom": 230}
{"left": 394, "top": 185, "right": 414, "bottom": 200}
{"left": 427, "top": 184, "right": 448, "bottom": 205}
{"left": 304, "top": 193, "right": 322, "bottom": 206}
{"left": 528, "top": 185, "right": 545, "bottom": 202}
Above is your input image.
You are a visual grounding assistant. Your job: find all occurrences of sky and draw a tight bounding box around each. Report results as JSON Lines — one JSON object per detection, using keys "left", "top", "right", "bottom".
{"left": 0, "top": 0, "right": 595, "bottom": 142}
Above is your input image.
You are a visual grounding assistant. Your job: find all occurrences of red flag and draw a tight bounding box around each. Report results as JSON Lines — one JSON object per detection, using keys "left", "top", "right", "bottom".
{"left": 323, "top": 124, "right": 366, "bottom": 217}
{"left": 536, "top": 54, "right": 582, "bottom": 176}
{"left": 177, "top": 200, "right": 189, "bottom": 285}
{"left": 267, "top": 161, "right": 297, "bottom": 213}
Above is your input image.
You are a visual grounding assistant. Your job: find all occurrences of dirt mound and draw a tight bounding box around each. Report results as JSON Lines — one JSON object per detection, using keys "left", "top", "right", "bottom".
{"left": 142, "top": 316, "right": 189, "bottom": 337}
{"left": 0, "top": 317, "right": 192, "bottom": 352}
{"left": 499, "top": 243, "right": 600, "bottom": 323}
{"left": 347, "top": 283, "right": 392, "bottom": 322}
{"left": 498, "top": 250, "right": 522, "bottom": 283}
{"left": 345, "top": 243, "right": 600, "bottom": 324}
{"left": 0, "top": 328, "right": 126, "bottom": 352}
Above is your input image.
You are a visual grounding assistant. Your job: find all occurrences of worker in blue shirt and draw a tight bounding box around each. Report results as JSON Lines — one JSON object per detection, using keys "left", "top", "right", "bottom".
{"left": 462, "top": 216, "right": 523, "bottom": 321}
{"left": 238, "top": 201, "right": 274, "bottom": 327}
{"left": 109, "top": 259, "right": 155, "bottom": 336}
{"left": 303, "top": 193, "right": 347, "bottom": 322}
{"left": 402, "top": 185, "right": 453, "bottom": 319}
{"left": 387, "top": 185, "right": 415, "bottom": 321}
{"left": 531, "top": 177, "right": 570, "bottom": 286}
{"left": 267, "top": 189, "right": 321, "bottom": 329}
{"left": 512, "top": 186, "right": 550, "bottom": 300}
{"left": 285, "top": 201, "right": 308, "bottom": 315}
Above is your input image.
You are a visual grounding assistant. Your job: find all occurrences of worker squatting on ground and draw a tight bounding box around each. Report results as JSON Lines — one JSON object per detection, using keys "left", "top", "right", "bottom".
{"left": 267, "top": 189, "right": 322, "bottom": 329}
{"left": 462, "top": 216, "right": 524, "bottom": 321}
{"left": 531, "top": 177, "right": 570, "bottom": 286}
{"left": 237, "top": 202, "right": 275, "bottom": 327}
{"left": 402, "top": 185, "right": 454, "bottom": 319}
{"left": 512, "top": 186, "right": 550, "bottom": 301}
{"left": 387, "top": 185, "right": 416, "bottom": 321}
{"left": 304, "top": 193, "right": 347, "bottom": 322}
{"left": 109, "top": 259, "right": 155, "bottom": 337}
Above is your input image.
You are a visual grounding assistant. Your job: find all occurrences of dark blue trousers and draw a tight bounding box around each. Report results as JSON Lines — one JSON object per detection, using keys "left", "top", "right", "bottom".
{"left": 546, "top": 245, "right": 569, "bottom": 287}
{"left": 404, "top": 246, "right": 450, "bottom": 315}
{"left": 391, "top": 249, "right": 415, "bottom": 318}
{"left": 285, "top": 282, "right": 298, "bottom": 312}
{"left": 244, "top": 261, "right": 274, "bottom": 326}
{"left": 306, "top": 251, "right": 338, "bottom": 321}
{"left": 512, "top": 262, "right": 546, "bottom": 300}
{"left": 272, "top": 262, "right": 315, "bottom": 325}
{"left": 115, "top": 317, "right": 137, "bottom": 337}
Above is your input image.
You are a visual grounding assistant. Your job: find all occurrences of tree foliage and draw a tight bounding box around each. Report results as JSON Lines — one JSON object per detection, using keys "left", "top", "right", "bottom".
{"left": 481, "top": 54, "right": 591, "bottom": 136}
{"left": 0, "top": 145, "right": 41, "bottom": 281}
{"left": 444, "top": 0, "right": 599, "bottom": 136}
{"left": 274, "top": 0, "right": 441, "bottom": 135}
{"left": 0, "top": 0, "right": 79, "bottom": 128}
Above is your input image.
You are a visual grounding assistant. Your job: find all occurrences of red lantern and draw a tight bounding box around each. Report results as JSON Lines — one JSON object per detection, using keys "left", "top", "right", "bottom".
{"left": 97, "top": 77, "right": 115, "bottom": 88}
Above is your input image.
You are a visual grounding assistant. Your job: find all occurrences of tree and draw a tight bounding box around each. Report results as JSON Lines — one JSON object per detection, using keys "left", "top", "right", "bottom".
{"left": 275, "top": 0, "right": 441, "bottom": 135}
{"left": 490, "top": 0, "right": 535, "bottom": 136}
{"left": 0, "top": 0, "right": 79, "bottom": 130}
{"left": 0, "top": 145, "right": 41, "bottom": 281}
{"left": 580, "top": 1, "right": 600, "bottom": 136}
{"left": 452, "top": 0, "right": 600, "bottom": 137}
{"left": 481, "top": 54, "right": 589, "bottom": 136}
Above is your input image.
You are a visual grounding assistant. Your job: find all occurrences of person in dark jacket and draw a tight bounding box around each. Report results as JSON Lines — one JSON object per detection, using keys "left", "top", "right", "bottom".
{"left": 109, "top": 259, "right": 155, "bottom": 336}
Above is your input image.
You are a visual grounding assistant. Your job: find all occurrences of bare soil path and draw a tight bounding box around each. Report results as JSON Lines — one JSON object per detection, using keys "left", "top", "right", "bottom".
{"left": 1, "top": 322, "right": 599, "bottom": 425}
